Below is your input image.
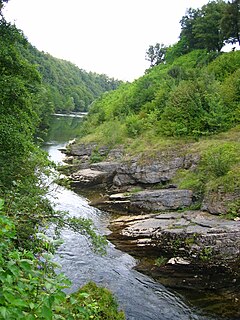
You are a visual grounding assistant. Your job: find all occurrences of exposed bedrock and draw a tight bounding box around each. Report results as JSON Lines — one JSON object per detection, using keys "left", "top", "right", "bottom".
{"left": 109, "top": 210, "right": 240, "bottom": 264}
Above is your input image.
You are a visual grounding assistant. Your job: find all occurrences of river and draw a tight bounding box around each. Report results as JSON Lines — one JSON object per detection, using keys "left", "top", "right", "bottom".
{"left": 43, "top": 114, "right": 217, "bottom": 320}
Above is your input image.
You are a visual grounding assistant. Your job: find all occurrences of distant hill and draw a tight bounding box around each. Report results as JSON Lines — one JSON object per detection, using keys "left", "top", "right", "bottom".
{"left": 18, "top": 42, "right": 122, "bottom": 113}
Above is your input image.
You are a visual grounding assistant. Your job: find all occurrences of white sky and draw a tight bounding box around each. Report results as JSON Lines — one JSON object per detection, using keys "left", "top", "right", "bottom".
{"left": 3, "top": 0, "right": 209, "bottom": 81}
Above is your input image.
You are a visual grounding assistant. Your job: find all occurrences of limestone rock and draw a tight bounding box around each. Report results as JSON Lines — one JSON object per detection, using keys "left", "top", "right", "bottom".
{"left": 106, "top": 189, "right": 193, "bottom": 213}
{"left": 110, "top": 210, "right": 240, "bottom": 263}
{"left": 70, "top": 168, "right": 111, "bottom": 187}
{"left": 167, "top": 257, "right": 191, "bottom": 265}
{"left": 202, "top": 191, "right": 240, "bottom": 215}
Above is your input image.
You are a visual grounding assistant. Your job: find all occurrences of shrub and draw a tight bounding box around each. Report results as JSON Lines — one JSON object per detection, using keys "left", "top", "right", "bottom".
{"left": 201, "top": 143, "right": 239, "bottom": 178}
{"left": 125, "top": 114, "right": 144, "bottom": 137}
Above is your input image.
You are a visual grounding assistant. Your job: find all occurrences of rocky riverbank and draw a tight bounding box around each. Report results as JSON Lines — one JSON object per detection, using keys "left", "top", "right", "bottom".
{"left": 61, "top": 142, "right": 240, "bottom": 265}
{"left": 60, "top": 140, "right": 240, "bottom": 318}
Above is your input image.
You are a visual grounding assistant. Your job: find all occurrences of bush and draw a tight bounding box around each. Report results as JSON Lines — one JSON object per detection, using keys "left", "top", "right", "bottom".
{"left": 63, "top": 282, "right": 125, "bottom": 320}
{"left": 125, "top": 114, "right": 144, "bottom": 137}
{"left": 201, "top": 143, "right": 239, "bottom": 178}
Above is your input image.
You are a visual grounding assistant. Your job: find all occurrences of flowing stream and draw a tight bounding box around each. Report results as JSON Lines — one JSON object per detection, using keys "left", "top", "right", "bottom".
{"left": 43, "top": 114, "right": 215, "bottom": 320}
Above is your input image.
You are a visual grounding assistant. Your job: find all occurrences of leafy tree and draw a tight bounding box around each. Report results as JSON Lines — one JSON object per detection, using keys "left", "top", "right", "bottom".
{"left": 221, "top": 0, "right": 240, "bottom": 46}
{"left": 193, "top": 0, "right": 227, "bottom": 52}
{"left": 145, "top": 43, "right": 168, "bottom": 67}
{"left": 180, "top": 1, "right": 227, "bottom": 52}
{"left": 0, "top": 21, "right": 41, "bottom": 189}
{"left": 179, "top": 8, "right": 200, "bottom": 53}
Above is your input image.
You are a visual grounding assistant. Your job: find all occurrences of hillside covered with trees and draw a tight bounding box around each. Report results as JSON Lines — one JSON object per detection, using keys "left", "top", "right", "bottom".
{"left": 19, "top": 44, "right": 122, "bottom": 114}
{"left": 79, "top": 0, "right": 240, "bottom": 142}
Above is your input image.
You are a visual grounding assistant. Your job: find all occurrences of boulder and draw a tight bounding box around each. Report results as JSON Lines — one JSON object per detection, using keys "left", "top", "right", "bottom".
{"left": 113, "top": 152, "right": 199, "bottom": 187}
{"left": 70, "top": 168, "right": 111, "bottom": 187}
{"left": 98, "top": 189, "right": 193, "bottom": 213}
{"left": 90, "top": 161, "right": 120, "bottom": 174}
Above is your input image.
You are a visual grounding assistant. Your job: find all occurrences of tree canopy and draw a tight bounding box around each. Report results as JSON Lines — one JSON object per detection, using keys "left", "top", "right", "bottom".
{"left": 221, "top": 0, "right": 240, "bottom": 46}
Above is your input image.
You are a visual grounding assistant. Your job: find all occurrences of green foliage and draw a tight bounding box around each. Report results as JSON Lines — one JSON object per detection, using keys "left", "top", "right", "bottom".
{"left": 221, "top": 0, "right": 240, "bottom": 46}
{"left": 0, "top": 209, "right": 121, "bottom": 320}
{"left": 175, "top": 169, "right": 205, "bottom": 200}
{"left": 226, "top": 199, "right": 240, "bottom": 219}
{"left": 80, "top": 49, "right": 240, "bottom": 147}
{"left": 0, "top": 21, "right": 42, "bottom": 189}
{"left": 179, "top": 1, "right": 227, "bottom": 53}
{"left": 199, "top": 247, "right": 213, "bottom": 261}
{"left": 201, "top": 143, "right": 239, "bottom": 178}
{"left": 125, "top": 114, "right": 145, "bottom": 137}
{"left": 63, "top": 282, "right": 125, "bottom": 319}
{"left": 18, "top": 44, "right": 122, "bottom": 113}
{"left": 90, "top": 149, "right": 105, "bottom": 163}
{"left": 175, "top": 138, "right": 240, "bottom": 210}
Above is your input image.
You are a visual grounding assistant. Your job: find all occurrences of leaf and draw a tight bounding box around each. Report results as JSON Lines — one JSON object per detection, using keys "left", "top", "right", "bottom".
{"left": 40, "top": 305, "right": 53, "bottom": 319}
{"left": 0, "top": 307, "right": 7, "bottom": 319}
{"left": 6, "top": 274, "right": 13, "bottom": 284}
{"left": 19, "top": 259, "right": 33, "bottom": 272}
{"left": 12, "top": 299, "right": 28, "bottom": 308}
{"left": 0, "top": 199, "right": 4, "bottom": 211}
{"left": 29, "top": 302, "right": 35, "bottom": 310}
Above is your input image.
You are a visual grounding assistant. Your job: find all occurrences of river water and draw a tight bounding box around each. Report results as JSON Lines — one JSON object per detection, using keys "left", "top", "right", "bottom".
{"left": 43, "top": 115, "right": 216, "bottom": 320}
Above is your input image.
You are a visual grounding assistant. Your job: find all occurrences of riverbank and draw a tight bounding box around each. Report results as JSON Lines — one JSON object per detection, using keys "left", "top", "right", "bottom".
{"left": 46, "top": 114, "right": 215, "bottom": 320}
{"left": 59, "top": 133, "right": 240, "bottom": 319}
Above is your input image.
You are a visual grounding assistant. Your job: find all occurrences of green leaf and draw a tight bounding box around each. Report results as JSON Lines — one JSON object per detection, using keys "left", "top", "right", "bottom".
{"left": 29, "top": 302, "right": 35, "bottom": 310}
{"left": 19, "top": 259, "right": 33, "bottom": 272}
{"left": 0, "top": 307, "right": 7, "bottom": 319}
{"left": 40, "top": 305, "right": 53, "bottom": 319}
{"left": 0, "top": 199, "right": 4, "bottom": 211}
{"left": 12, "top": 299, "right": 28, "bottom": 307}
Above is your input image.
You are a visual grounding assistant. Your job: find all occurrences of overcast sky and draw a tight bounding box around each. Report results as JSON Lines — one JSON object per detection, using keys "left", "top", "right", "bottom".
{"left": 3, "top": 0, "right": 209, "bottom": 81}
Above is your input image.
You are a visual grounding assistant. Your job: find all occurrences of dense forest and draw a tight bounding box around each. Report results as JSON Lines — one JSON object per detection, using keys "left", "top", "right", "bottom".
{"left": 19, "top": 44, "right": 122, "bottom": 114}
{"left": 82, "top": 49, "right": 240, "bottom": 142}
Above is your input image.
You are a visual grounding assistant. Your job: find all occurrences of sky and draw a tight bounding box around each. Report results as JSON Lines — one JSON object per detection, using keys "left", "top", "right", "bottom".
{"left": 3, "top": 0, "right": 209, "bottom": 81}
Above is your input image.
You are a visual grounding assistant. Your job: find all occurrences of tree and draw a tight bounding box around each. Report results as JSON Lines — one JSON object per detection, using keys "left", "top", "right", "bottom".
{"left": 180, "top": 1, "right": 227, "bottom": 52}
{"left": 145, "top": 43, "right": 167, "bottom": 67}
{"left": 179, "top": 8, "right": 200, "bottom": 53}
{"left": 221, "top": 0, "right": 240, "bottom": 46}
{"left": 193, "top": 0, "right": 227, "bottom": 52}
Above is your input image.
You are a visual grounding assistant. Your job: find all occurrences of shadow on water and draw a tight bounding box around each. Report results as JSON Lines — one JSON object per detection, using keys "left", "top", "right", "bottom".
{"left": 42, "top": 114, "right": 229, "bottom": 320}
